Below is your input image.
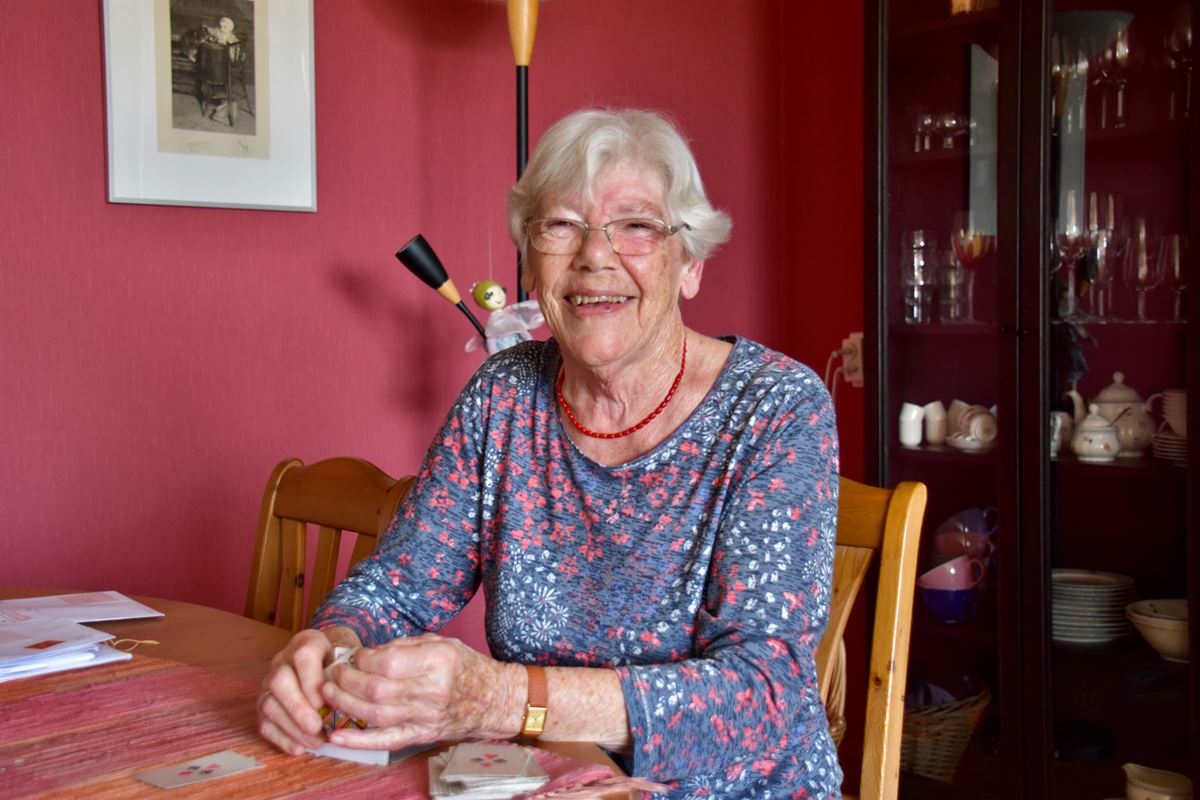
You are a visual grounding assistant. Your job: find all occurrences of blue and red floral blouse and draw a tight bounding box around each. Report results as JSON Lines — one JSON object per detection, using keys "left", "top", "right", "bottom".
{"left": 314, "top": 336, "right": 842, "bottom": 798}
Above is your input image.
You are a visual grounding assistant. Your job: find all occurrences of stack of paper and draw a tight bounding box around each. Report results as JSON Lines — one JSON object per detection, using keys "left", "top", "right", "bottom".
{"left": 0, "top": 591, "right": 163, "bottom": 683}
{"left": 0, "top": 590, "right": 164, "bottom": 622}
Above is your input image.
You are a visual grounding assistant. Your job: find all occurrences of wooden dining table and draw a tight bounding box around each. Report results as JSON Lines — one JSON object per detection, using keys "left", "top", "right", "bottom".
{"left": 0, "top": 589, "right": 631, "bottom": 799}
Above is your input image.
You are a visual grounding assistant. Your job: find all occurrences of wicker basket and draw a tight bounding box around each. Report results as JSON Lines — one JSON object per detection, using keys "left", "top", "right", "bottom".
{"left": 900, "top": 685, "right": 991, "bottom": 782}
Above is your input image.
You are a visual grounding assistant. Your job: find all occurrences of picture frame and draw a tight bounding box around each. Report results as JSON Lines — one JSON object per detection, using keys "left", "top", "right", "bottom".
{"left": 103, "top": 0, "right": 316, "bottom": 212}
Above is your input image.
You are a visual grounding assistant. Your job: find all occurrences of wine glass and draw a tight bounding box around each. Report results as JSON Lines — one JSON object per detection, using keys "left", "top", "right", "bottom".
{"left": 1159, "top": 233, "right": 1189, "bottom": 321}
{"left": 1164, "top": 3, "right": 1193, "bottom": 119}
{"left": 1086, "top": 191, "right": 1124, "bottom": 319}
{"left": 949, "top": 210, "right": 995, "bottom": 322}
{"left": 1054, "top": 189, "right": 1090, "bottom": 322}
{"left": 910, "top": 107, "right": 935, "bottom": 153}
{"left": 1122, "top": 217, "right": 1163, "bottom": 321}
{"left": 932, "top": 112, "right": 969, "bottom": 150}
{"left": 1094, "top": 20, "right": 1143, "bottom": 128}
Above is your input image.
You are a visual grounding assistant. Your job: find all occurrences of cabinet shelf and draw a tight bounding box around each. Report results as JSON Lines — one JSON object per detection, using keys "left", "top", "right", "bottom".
{"left": 1051, "top": 451, "right": 1188, "bottom": 473}
{"left": 1049, "top": 318, "right": 1187, "bottom": 329}
{"left": 895, "top": 444, "right": 997, "bottom": 463}
{"left": 891, "top": 146, "right": 997, "bottom": 167}
{"left": 890, "top": 322, "right": 996, "bottom": 336}
{"left": 913, "top": 612, "right": 1000, "bottom": 653}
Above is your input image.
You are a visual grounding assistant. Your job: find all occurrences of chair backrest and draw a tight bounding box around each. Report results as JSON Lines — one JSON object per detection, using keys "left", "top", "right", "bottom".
{"left": 817, "top": 477, "right": 927, "bottom": 800}
{"left": 245, "top": 457, "right": 414, "bottom": 631}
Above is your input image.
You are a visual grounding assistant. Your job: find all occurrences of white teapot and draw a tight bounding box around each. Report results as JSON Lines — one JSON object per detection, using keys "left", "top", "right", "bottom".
{"left": 1066, "top": 372, "right": 1154, "bottom": 458}
{"left": 1124, "top": 762, "right": 1193, "bottom": 800}
{"left": 1071, "top": 403, "right": 1121, "bottom": 462}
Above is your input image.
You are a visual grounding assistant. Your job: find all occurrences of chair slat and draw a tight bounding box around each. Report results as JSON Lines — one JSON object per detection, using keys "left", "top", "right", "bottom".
{"left": 308, "top": 525, "right": 342, "bottom": 624}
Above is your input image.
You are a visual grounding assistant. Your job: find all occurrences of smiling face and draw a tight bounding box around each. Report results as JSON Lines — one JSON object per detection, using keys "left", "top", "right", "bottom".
{"left": 524, "top": 160, "right": 704, "bottom": 373}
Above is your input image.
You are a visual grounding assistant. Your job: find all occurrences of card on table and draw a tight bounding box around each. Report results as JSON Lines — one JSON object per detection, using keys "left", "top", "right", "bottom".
{"left": 134, "top": 750, "right": 261, "bottom": 789}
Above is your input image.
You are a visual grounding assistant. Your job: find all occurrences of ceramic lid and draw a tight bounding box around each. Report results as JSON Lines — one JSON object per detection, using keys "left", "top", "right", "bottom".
{"left": 1094, "top": 371, "right": 1142, "bottom": 404}
{"left": 1078, "top": 403, "right": 1116, "bottom": 431}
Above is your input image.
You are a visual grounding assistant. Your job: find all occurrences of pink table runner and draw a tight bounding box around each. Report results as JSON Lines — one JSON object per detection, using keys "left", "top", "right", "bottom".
{"left": 0, "top": 656, "right": 622, "bottom": 800}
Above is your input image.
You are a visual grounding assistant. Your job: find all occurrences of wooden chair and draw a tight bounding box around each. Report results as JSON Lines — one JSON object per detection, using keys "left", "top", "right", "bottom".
{"left": 245, "top": 457, "right": 414, "bottom": 631}
{"left": 818, "top": 477, "right": 927, "bottom": 800}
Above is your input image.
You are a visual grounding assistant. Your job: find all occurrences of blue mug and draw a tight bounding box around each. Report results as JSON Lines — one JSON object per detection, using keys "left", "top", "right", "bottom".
{"left": 918, "top": 585, "right": 977, "bottom": 623}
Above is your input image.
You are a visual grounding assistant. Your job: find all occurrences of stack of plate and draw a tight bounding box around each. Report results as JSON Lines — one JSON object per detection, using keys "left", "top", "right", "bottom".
{"left": 1051, "top": 569, "right": 1135, "bottom": 644}
{"left": 1152, "top": 430, "right": 1187, "bottom": 467}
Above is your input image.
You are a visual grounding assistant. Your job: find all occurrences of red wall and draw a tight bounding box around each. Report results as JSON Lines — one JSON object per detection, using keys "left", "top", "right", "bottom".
{"left": 0, "top": 0, "right": 862, "bottom": 650}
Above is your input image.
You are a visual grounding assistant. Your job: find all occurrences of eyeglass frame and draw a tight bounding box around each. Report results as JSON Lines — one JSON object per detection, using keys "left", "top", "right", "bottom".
{"left": 523, "top": 217, "right": 691, "bottom": 256}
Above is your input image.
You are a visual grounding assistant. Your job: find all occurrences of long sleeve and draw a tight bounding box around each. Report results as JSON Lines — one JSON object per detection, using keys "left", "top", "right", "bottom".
{"left": 310, "top": 374, "right": 492, "bottom": 645}
{"left": 614, "top": 373, "right": 841, "bottom": 795}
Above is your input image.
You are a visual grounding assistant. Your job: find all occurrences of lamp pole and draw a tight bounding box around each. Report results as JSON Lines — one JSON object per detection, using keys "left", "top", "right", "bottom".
{"left": 507, "top": 0, "right": 538, "bottom": 302}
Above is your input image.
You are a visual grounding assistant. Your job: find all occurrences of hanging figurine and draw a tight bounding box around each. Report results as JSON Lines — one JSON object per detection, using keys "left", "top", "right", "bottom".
{"left": 465, "top": 280, "right": 544, "bottom": 355}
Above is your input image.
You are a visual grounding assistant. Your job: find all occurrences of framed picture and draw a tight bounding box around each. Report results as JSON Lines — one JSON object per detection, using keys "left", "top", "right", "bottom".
{"left": 103, "top": 0, "right": 316, "bottom": 211}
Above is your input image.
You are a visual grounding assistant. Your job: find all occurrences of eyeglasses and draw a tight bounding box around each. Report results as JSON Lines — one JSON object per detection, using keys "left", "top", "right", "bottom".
{"left": 524, "top": 218, "right": 690, "bottom": 256}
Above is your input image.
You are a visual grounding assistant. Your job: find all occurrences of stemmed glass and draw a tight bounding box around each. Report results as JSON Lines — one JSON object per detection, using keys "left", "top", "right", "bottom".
{"left": 1094, "top": 20, "right": 1142, "bottom": 128}
{"left": 1086, "top": 191, "right": 1124, "bottom": 320}
{"left": 1122, "top": 217, "right": 1163, "bottom": 321}
{"left": 932, "top": 112, "right": 969, "bottom": 150}
{"left": 910, "top": 107, "right": 935, "bottom": 153}
{"left": 1159, "top": 233, "right": 1189, "bottom": 321}
{"left": 949, "top": 210, "right": 995, "bottom": 322}
{"left": 1164, "top": 3, "right": 1193, "bottom": 120}
{"left": 1054, "top": 190, "right": 1090, "bottom": 322}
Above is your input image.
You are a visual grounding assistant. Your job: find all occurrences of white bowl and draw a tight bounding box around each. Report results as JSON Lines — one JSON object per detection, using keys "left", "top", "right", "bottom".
{"left": 1127, "top": 600, "right": 1188, "bottom": 663}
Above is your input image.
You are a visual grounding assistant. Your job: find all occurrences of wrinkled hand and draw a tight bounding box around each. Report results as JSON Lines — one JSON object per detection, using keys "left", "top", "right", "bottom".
{"left": 321, "top": 634, "right": 522, "bottom": 751}
{"left": 257, "top": 628, "right": 336, "bottom": 756}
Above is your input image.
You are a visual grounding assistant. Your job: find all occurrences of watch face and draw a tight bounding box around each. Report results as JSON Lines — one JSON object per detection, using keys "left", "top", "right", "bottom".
{"left": 523, "top": 706, "right": 547, "bottom": 736}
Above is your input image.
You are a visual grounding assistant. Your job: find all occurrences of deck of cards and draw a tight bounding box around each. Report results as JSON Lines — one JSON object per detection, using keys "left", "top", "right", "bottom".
{"left": 428, "top": 742, "right": 548, "bottom": 799}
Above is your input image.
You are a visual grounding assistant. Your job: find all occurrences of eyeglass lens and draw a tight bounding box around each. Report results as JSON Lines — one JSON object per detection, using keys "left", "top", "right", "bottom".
{"left": 529, "top": 219, "right": 671, "bottom": 255}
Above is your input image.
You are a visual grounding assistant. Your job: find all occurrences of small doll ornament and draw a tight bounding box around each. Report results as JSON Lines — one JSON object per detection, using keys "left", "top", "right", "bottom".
{"left": 466, "top": 280, "right": 544, "bottom": 355}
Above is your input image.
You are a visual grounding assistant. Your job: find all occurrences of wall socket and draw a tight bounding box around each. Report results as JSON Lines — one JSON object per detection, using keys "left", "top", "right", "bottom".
{"left": 841, "top": 332, "right": 864, "bottom": 388}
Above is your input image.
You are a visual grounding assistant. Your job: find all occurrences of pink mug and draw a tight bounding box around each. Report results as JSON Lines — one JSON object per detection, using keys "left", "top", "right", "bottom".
{"left": 918, "top": 555, "right": 985, "bottom": 591}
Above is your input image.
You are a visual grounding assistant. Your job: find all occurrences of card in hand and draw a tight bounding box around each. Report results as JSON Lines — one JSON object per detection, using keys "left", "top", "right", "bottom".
{"left": 134, "top": 750, "right": 261, "bottom": 789}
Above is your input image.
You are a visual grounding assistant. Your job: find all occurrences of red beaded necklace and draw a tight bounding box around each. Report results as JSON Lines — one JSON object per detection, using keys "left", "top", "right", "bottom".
{"left": 556, "top": 337, "right": 688, "bottom": 440}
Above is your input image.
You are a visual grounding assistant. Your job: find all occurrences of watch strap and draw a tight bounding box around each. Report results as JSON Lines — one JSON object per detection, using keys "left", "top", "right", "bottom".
{"left": 521, "top": 665, "right": 548, "bottom": 738}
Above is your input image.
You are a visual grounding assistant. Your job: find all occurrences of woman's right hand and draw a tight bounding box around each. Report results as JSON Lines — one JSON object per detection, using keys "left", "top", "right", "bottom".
{"left": 257, "top": 628, "right": 339, "bottom": 756}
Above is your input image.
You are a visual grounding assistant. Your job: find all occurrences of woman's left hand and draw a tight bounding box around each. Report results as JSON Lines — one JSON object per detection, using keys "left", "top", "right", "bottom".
{"left": 320, "top": 634, "right": 524, "bottom": 750}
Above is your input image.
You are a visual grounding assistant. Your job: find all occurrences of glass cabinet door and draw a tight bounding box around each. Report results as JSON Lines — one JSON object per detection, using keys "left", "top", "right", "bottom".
{"left": 1041, "top": 1, "right": 1193, "bottom": 796}
{"left": 879, "top": 1, "right": 1012, "bottom": 796}
{"left": 872, "top": 0, "right": 1196, "bottom": 796}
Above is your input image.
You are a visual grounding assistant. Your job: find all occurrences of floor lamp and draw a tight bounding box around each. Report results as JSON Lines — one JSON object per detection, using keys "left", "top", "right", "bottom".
{"left": 508, "top": 0, "right": 538, "bottom": 302}
{"left": 398, "top": 0, "right": 541, "bottom": 322}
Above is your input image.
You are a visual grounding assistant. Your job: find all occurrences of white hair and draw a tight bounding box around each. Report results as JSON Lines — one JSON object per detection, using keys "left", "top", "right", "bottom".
{"left": 507, "top": 109, "right": 732, "bottom": 261}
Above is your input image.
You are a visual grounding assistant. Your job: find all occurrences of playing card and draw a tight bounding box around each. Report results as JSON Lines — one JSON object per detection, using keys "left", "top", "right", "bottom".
{"left": 318, "top": 646, "right": 369, "bottom": 735}
{"left": 441, "top": 742, "right": 531, "bottom": 782}
{"left": 134, "top": 750, "right": 261, "bottom": 789}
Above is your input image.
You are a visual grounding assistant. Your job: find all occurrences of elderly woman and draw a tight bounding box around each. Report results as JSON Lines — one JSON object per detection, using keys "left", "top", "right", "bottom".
{"left": 258, "top": 109, "right": 841, "bottom": 798}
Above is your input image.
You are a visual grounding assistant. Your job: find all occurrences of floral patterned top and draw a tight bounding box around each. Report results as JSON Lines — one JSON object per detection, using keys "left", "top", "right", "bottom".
{"left": 313, "top": 337, "right": 842, "bottom": 798}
